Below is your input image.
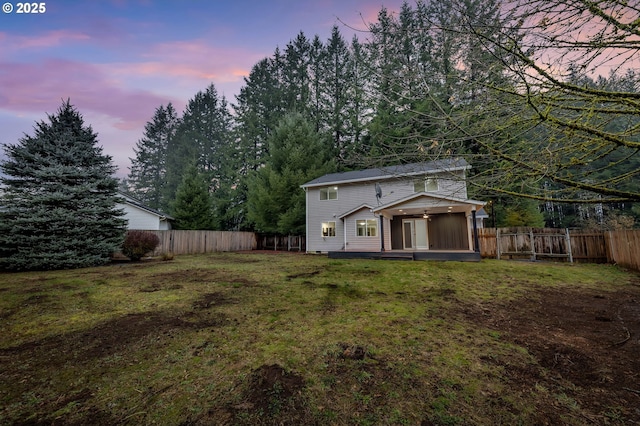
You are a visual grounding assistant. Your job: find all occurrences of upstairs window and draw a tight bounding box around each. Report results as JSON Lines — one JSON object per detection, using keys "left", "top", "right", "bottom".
{"left": 413, "top": 178, "right": 438, "bottom": 192}
{"left": 356, "top": 219, "right": 378, "bottom": 237}
{"left": 320, "top": 186, "right": 338, "bottom": 200}
{"left": 322, "top": 221, "right": 336, "bottom": 237}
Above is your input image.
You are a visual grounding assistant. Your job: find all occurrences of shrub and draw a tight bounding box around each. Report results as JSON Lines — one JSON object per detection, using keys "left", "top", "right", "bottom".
{"left": 121, "top": 231, "right": 160, "bottom": 261}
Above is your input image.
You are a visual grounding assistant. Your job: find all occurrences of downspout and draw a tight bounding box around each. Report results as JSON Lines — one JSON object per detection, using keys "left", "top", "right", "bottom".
{"left": 343, "top": 217, "right": 347, "bottom": 251}
{"left": 304, "top": 187, "right": 308, "bottom": 253}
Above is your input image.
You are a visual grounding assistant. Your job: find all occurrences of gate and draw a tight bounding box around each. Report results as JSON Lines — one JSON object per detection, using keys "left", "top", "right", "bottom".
{"left": 496, "top": 227, "right": 573, "bottom": 262}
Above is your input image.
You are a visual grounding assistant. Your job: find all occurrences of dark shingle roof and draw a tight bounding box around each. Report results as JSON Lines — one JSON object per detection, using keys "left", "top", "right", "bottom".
{"left": 301, "top": 158, "right": 469, "bottom": 188}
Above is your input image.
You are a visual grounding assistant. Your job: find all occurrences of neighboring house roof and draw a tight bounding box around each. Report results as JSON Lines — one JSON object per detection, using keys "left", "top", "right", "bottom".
{"left": 117, "top": 192, "right": 174, "bottom": 221}
{"left": 301, "top": 158, "right": 470, "bottom": 188}
{"left": 476, "top": 208, "right": 489, "bottom": 218}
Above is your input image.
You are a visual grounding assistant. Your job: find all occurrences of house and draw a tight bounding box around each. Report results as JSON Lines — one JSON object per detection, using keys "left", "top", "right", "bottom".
{"left": 301, "top": 159, "right": 486, "bottom": 260}
{"left": 117, "top": 193, "right": 173, "bottom": 230}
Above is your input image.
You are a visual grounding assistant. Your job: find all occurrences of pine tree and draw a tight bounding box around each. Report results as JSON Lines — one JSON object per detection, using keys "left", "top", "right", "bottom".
{"left": 128, "top": 103, "right": 179, "bottom": 211}
{"left": 171, "top": 165, "right": 214, "bottom": 230}
{"left": 321, "top": 26, "right": 352, "bottom": 160}
{"left": 0, "top": 100, "right": 127, "bottom": 271}
{"left": 165, "top": 84, "right": 233, "bottom": 204}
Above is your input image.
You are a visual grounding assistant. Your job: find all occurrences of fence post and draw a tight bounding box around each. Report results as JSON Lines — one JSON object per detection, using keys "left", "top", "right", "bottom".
{"left": 565, "top": 228, "right": 573, "bottom": 263}
{"left": 530, "top": 228, "right": 536, "bottom": 261}
{"left": 496, "top": 228, "right": 501, "bottom": 260}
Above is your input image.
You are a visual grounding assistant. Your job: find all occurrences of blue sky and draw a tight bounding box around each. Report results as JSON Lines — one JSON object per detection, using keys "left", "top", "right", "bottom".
{"left": 0, "top": 0, "right": 403, "bottom": 176}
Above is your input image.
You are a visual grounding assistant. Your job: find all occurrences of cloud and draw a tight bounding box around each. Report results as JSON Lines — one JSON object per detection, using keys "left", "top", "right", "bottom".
{"left": 12, "top": 29, "right": 92, "bottom": 49}
{"left": 0, "top": 59, "right": 173, "bottom": 131}
{"left": 144, "top": 40, "right": 259, "bottom": 81}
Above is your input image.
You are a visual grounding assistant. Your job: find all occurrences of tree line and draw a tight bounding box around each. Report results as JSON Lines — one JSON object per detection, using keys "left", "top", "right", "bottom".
{"left": 124, "top": 0, "right": 640, "bottom": 232}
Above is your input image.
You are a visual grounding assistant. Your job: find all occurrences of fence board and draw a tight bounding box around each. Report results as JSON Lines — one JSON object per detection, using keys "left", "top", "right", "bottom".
{"left": 141, "top": 230, "right": 257, "bottom": 256}
{"left": 569, "top": 232, "right": 607, "bottom": 263}
{"left": 606, "top": 229, "right": 640, "bottom": 271}
{"left": 478, "top": 228, "right": 497, "bottom": 258}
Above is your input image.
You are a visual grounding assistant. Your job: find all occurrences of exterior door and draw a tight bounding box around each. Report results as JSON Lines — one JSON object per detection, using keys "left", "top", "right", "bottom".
{"left": 403, "top": 220, "right": 414, "bottom": 250}
{"left": 403, "top": 219, "right": 429, "bottom": 250}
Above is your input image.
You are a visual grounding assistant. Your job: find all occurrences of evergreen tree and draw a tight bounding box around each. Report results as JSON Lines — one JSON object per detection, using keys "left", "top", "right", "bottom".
{"left": 0, "top": 101, "right": 127, "bottom": 271}
{"left": 247, "top": 112, "right": 335, "bottom": 235}
{"left": 171, "top": 165, "right": 214, "bottom": 230}
{"left": 283, "top": 32, "right": 312, "bottom": 112}
{"left": 128, "top": 103, "right": 179, "bottom": 211}
{"left": 165, "top": 84, "right": 233, "bottom": 204}
{"left": 321, "top": 26, "right": 352, "bottom": 159}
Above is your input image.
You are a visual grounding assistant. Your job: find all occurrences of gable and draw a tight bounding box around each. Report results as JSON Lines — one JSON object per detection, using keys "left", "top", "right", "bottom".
{"left": 375, "top": 192, "right": 485, "bottom": 212}
{"left": 338, "top": 203, "right": 375, "bottom": 219}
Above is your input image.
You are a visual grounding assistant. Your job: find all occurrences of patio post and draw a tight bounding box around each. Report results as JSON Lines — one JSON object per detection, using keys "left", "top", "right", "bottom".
{"left": 472, "top": 208, "right": 479, "bottom": 252}
{"left": 379, "top": 215, "right": 385, "bottom": 252}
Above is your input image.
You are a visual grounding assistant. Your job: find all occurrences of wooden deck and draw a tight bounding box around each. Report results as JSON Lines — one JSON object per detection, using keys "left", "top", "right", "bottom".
{"left": 328, "top": 250, "right": 481, "bottom": 262}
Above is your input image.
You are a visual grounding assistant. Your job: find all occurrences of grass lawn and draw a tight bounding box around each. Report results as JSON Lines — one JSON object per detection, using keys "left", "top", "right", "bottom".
{"left": 1, "top": 252, "right": 639, "bottom": 425}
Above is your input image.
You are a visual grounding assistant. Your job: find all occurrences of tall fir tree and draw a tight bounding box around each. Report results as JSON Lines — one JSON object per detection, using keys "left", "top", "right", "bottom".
{"left": 127, "top": 103, "right": 179, "bottom": 211}
{"left": 0, "top": 101, "right": 127, "bottom": 271}
{"left": 321, "top": 26, "right": 352, "bottom": 160}
{"left": 165, "top": 84, "right": 234, "bottom": 205}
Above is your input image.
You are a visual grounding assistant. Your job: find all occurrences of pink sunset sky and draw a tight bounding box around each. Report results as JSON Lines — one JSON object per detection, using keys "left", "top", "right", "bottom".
{"left": 0, "top": 0, "right": 404, "bottom": 177}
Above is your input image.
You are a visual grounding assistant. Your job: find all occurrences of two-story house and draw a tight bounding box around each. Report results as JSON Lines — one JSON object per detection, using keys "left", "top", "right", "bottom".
{"left": 301, "top": 159, "right": 486, "bottom": 260}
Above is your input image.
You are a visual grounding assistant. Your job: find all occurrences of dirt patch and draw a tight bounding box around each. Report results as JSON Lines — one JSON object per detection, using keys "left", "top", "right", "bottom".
{"left": 245, "top": 364, "right": 306, "bottom": 411}
{"left": 193, "top": 364, "right": 307, "bottom": 425}
{"left": 286, "top": 270, "right": 321, "bottom": 280}
{"left": 463, "top": 286, "right": 640, "bottom": 423}
{"left": 338, "top": 342, "right": 368, "bottom": 360}
{"left": 0, "top": 311, "right": 227, "bottom": 367}
{"left": 191, "top": 292, "right": 231, "bottom": 309}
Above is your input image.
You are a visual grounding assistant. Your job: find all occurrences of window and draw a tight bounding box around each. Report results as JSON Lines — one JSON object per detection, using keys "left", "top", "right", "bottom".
{"left": 320, "top": 186, "right": 338, "bottom": 200}
{"left": 322, "top": 221, "right": 336, "bottom": 237}
{"left": 413, "top": 178, "right": 438, "bottom": 192}
{"left": 356, "top": 219, "right": 378, "bottom": 237}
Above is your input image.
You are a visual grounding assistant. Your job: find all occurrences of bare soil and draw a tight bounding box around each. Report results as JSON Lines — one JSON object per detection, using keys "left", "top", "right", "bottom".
{"left": 463, "top": 283, "right": 640, "bottom": 424}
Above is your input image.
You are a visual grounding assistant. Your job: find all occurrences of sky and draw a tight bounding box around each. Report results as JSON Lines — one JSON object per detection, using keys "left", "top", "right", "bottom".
{"left": 0, "top": 0, "right": 404, "bottom": 177}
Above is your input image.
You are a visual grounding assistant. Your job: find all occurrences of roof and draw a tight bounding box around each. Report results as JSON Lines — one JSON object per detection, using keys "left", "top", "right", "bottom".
{"left": 117, "top": 192, "right": 174, "bottom": 220}
{"left": 338, "top": 203, "right": 374, "bottom": 219}
{"left": 301, "top": 158, "right": 470, "bottom": 188}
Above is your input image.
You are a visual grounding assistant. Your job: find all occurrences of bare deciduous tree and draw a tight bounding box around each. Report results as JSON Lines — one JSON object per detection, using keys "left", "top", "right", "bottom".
{"left": 363, "top": 0, "right": 640, "bottom": 203}
{"left": 445, "top": 0, "right": 640, "bottom": 202}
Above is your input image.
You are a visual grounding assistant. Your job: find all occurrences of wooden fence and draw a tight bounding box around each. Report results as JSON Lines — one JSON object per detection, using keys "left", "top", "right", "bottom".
{"left": 605, "top": 229, "right": 640, "bottom": 272}
{"left": 479, "top": 227, "right": 640, "bottom": 271}
{"left": 145, "top": 230, "right": 257, "bottom": 255}
{"left": 131, "top": 228, "right": 639, "bottom": 273}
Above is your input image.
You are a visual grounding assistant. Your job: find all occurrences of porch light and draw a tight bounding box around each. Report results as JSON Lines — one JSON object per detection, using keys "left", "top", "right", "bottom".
{"left": 423, "top": 211, "right": 429, "bottom": 218}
